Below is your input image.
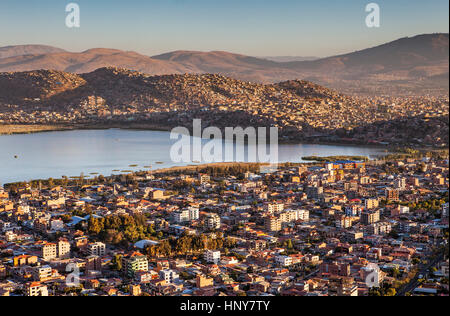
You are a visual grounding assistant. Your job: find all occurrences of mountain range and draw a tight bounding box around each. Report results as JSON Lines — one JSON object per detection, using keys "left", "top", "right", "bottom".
{"left": 0, "top": 33, "right": 448, "bottom": 95}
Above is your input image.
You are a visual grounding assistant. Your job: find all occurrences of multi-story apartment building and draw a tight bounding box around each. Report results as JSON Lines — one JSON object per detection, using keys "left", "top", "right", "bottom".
{"left": 266, "top": 203, "right": 285, "bottom": 214}
{"left": 365, "top": 222, "right": 392, "bottom": 235}
{"left": 58, "top": 239, "right": 71, "bottom": 259}
{"left": 32, "top": 265, "right": 52, "bottom": 281}
{"left": 336, "top": 215, "right": 353, "bottom": 229}
{"left": 173, "top": 207, "right": 199, "bottom": 223}
{"left": 204, "top": 250, "right": 221, "bottom": 264}
{"left": 365, "top": 198, "right": 379, "bottom": 210}
{"left": 385, "top": 188, "right": 400, "bottom": 202}
{"left": 122, "top": 252, "right": 149, "bottom": 278}
{"left": 265, "top": 216, "right": 282, "bottom": 232}
{"left": 159, "top": 269, "right": 180, "bottom": 284}
{"left": 205, "top": 213, "right": 221, "bottom": 230}
{"left": 88, "top": 242, "right": 106, "bottom": 256}
{"left": 26, "top": 282, "right": 48, "bottom": 297}
{"left": 41, "top": 243, "right": 57, "bottom": 260}
{"left": 361, "top": 210, "right": 381, "bottom": 225}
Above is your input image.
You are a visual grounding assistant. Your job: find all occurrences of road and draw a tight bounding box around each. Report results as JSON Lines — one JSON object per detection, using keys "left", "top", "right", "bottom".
{"left": 396, "top": 252, "right": 445, "bottom": 296}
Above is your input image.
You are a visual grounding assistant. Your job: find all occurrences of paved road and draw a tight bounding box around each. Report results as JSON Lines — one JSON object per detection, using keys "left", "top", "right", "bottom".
{"left": 396, "top": 253, "right": 445, "bottom": 296}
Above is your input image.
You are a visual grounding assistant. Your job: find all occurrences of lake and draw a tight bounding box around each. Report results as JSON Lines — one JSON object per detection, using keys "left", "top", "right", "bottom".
{"left": 0, "top": 129, "right": 389, "bottom": 184}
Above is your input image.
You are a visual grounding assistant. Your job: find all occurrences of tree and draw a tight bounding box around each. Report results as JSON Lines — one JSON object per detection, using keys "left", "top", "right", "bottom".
{"left": 112, "top": 254, "right": 123, "bottom": 271}
{"left": 386, "top": 288, "right": 396, "bottom": 296}
{"left": 88, "top": 217, "right": 103, "bottom": 235}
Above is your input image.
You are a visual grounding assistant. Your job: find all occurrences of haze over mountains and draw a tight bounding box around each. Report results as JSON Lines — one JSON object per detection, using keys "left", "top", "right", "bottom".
{"left": 0, "top": 33, "right": 448, "bottom": 95}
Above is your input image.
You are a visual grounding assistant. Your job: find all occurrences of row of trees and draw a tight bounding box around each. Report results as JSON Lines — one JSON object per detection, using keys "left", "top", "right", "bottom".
{"left": 146, "top": 233, "right": 237, "bottom": 258}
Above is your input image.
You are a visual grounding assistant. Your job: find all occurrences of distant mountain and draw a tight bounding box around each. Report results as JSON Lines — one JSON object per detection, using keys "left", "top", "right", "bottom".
{"left": 262, "top": 56, "right": 319, "bottom": 62}
{"left": 152, "top": 50, "right": 280, "bottom": 71}
{"left": 0, "top": 48, "right": 193, "bottom": 75}
{"left": 0, "top": 45, "right": 66, "bottom": 59}
{"left": 286, "top": 33, "right": 448, "bottom": 77}
{"left": 0, "top": 34, "right": 448, "bottom": 95}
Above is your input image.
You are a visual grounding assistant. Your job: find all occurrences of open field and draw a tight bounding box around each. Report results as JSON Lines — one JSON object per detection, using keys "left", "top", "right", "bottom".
{"left": 0, "top": 124, "right": 72, "bottom": 135}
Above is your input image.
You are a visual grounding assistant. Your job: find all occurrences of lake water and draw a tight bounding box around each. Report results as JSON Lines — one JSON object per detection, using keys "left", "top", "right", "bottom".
{"left": 0, "top": 129, "right": 389, "bottom": 184}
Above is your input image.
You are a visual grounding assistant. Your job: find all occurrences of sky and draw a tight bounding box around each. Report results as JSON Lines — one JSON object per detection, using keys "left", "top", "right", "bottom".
{"left": 0, "top": 0, "right": 448, "bottom": 57}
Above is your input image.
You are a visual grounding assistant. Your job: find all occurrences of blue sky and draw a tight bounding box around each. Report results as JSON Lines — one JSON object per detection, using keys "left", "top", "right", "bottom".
{"left": 0, "top": 0, "right": 448, "bottom": 57}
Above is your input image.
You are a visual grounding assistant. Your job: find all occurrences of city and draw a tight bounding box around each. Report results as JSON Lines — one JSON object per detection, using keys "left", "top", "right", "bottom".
{"left": 0, "top": 156, "right": 448, "bottom": 296}
{"left": 0, "top": 0, "right": 448, "bottom": 303}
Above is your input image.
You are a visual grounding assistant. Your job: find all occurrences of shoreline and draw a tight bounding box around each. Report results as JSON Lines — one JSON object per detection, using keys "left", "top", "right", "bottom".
{"left": 0, "top": 123, "right": 400, "bottom": 149}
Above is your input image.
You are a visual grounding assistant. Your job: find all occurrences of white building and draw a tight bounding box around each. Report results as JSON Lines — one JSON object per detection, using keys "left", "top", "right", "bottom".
{"left": 394, "top": 178, "right": 407, "bottom": 190}
{"left": 398, "top": 205, "right": 410, "bottom": 214}
{"left": 51, "top": 220, "right": 65, "bottom": 232}
{"left": 58, "top": 240, "right": 71, "bottom": 259}
{"left": 275, "top": 255, "right": 293, "bottom": 267}
{"left": 204, "top": 250, "right": 221, "bottom": 264}
{"left": 267, "top": 203, "right": 285, "bottom": 214}
{"left": 33, "top": 265, "right": 52, "bottom": 281}
{"left": 159, "top": 269, "right": 180, "bottom": 284}
{"left": 173, "top": 207, "right": 200, "bottom": 223}
{"left": 27, "top": 283, "right": 48, "bottom": 297}
{"left": 442, "top": 203, "right": 449, "bottom": 218}
{"left": 205, "top": 213, "right": 221, "bottom": 230}
{"left": 88, "top": 242, "right": 106, "bottom": 256}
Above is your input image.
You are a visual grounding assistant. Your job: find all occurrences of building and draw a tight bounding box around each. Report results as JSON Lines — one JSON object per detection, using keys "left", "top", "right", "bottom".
{"left": 173, "top": 207, "right": 199, "bottom": 223}
{"left": 159, "top": 269, "right": 180, "bottom": 284}
{"left": 41, "top": 243, "right": 57, "bottom": 260}
{"left": 365, "top": 198, "right": 379, "bottom": 210}
{"left": 280, "top": 209, "right": 309, "bottom": 223}
{"left": 366, "top": 222, "right": 392, "bottom": 235}
{"left": 275, "top": 255, "right": 293, "bottom": 267}
{"left": 196, "top": 274, "right": 214, "bottom": 288}
{"left": 361, "top": 210, "right": 381, "bottom": 225}
{"left": 265, "top": 216, "right": 282, "bottom": 232}
{"left": 306, "top": 186, "right": 324, "bottom": 199}
{"left": 442, "top": 203, "right": 449, "bottom": 218}
{"left": 32, "top": 265, "right": 52, "bottom": 281}
{"left": 150, "top": 189, "right": 165, "bottom": 200}
{"left": 205, "top": 213, "right": 221, "bottom": 230}
{"left": 34, "top": 218, "right": 49, "bottom": 233}
{"left": 336, "top": 216, "right": 353, "bottom": 229}
{"left": 50, "top": 220, "right": 65, "bottom": 231}
{"left": 26, "top": 282, "right": 48, "bottom": 297}
{"left": 88, "top": 242, "right": 106, "bottom": 256}
{"left": 266, "top": 203, "right": 285, "bottom": 214}
{"left": 204, "top": 250, "right": 221, "bottom": 264}
{"left": 13, "top": 255, "right": 38, "bottom": 267}
{"left": 385, "top": 188, "right": 400, "bottom": 202}
{"left": 86, "top": 255, "right": 102, "bottom": 272}
{"left": 0, "top": 265, "right": 6, "bottom": 279}
{"left": 394, "top": 178, "right": 407, "bottom": 191}
{"left": 320, "top": 263, "right": 351, "bottom": 277}
{"left": 199, "top": 174, "right": 211, "bottom": 184}
{"left": 130, "top": 284, "right": 142, "bottom": 296}
{"left": 122, "top": 252, "right": 149, "bottom": 278}
{"left": 58, "top": 239, "right": 71, "bottom": 259}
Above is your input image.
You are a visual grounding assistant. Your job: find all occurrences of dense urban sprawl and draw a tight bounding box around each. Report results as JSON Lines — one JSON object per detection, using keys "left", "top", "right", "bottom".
{"left": 0, "top": 157, "right": 448, "bottom": 296}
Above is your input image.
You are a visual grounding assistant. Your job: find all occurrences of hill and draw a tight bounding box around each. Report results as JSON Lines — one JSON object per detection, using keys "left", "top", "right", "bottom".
{"left": 0, "top": 68, "right": 447, "bottom": 147}
{"left": 0, "top": 45, "right": 66, "bottom": 59}
{"left": 0, "top": 34, "right": 448, "bottom": 95}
